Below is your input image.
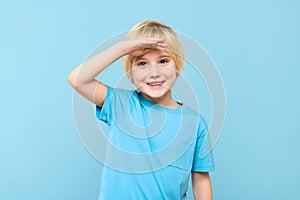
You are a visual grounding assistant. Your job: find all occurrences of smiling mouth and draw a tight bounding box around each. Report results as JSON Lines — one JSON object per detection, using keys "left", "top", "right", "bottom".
{"left": 146, "top": 81, "right": 165, "bottom": 87}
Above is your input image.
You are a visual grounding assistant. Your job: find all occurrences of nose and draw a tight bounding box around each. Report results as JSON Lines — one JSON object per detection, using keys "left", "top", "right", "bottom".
{"left": 148, "top": 63, "right": 160, "bottom": 78}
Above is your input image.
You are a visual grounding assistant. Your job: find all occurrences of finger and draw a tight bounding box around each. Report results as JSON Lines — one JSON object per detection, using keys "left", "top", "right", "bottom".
{"left": 155, "top": 46, "right": 169, "bottom": 52}
{"left": 148, "top": 41, "right": 168, "bottom": 49}
{"left": 157, "top": 42, "right": 168, "bottom": 48}
{"left": 154, "top": 38, "right": 165, "bottom": 43}
{"left": 142, "top": 38, "right": 165, "bottom": 45}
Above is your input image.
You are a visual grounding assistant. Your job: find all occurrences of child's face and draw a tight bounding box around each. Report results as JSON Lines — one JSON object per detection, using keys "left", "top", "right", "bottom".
{"left": 131, "top": 49, "right": 179, "bottom": 102}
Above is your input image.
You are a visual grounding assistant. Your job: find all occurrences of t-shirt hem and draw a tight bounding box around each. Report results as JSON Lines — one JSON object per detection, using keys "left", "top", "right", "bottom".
{"left": 191, "top": 166, "right": 215, "bottom": 172}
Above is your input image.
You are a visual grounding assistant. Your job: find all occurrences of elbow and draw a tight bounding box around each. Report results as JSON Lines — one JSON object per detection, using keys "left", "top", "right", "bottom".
{"left": 68, "top": 70, "right": 82, "bottom": 90}
{"left": 68, "top": 72, "right": 77, "bottom": 89}
{"left": 68, "top": 64, "right": 85, "bottom": 90}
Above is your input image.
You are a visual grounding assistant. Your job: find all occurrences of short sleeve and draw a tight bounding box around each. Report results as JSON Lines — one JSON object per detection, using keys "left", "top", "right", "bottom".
{"left": 96, "top": 85, "right": 113, "bottom": 124}
{"left": 95, "top": 85, "right": 134, "bottom": 126}
{"left": 192, "top": 116, "right": 215, "bottom": 172}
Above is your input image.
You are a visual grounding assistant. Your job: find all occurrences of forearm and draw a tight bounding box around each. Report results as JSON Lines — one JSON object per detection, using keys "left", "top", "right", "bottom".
{"left": 192, "top": 172, "right": 212, "bottom": 200}
{"left": 70, "top": 42, "right": 127, "bottom": 87}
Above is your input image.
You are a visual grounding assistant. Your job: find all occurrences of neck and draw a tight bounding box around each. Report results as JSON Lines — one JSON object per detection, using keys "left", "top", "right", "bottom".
{"left": 142, "top": 91, "right": 181, "bottom": 108}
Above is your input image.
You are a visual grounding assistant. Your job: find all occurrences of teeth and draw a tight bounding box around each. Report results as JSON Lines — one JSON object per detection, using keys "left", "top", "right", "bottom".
{"left": 148, "top": 82, "right": 163, "bottom": 86}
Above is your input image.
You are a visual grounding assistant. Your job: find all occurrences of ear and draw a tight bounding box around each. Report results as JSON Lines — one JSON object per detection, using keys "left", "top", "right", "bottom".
{"left": 176, "top": 68, "right": 180, "bottom": 77}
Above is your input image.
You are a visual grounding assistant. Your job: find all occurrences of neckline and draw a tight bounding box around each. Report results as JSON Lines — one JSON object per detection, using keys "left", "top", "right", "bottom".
{"left": 137, "top": 91, "right": 184, "bottom": 114}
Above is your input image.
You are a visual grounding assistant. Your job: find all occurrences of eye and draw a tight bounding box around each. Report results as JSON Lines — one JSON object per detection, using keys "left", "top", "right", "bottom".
{"left": 159, "top": 59, "right": 169, "bottom": 64}
{"left": 137, "top": 61, "right": 147, "bottom": 67}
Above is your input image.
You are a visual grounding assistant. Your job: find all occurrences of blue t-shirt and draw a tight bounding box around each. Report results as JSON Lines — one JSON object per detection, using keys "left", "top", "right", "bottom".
{"left": 96, "top": 85, "right": 214, "bottom": 200}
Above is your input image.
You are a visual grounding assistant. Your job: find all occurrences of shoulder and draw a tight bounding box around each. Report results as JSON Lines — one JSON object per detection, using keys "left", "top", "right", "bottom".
{"left": 182, "top": 105, "right": 206, "bottom": 122}
{"left": 96, "top": 85, "right": 141, "bottom": 124}
{"left": 105, "top": 85, "right": 139, "bottom": 101}
{"left": 181, "top": 105, "right": 208, "bottom": 133}
{"left": 106, "top": 85, "right": 136, "bottom": 95}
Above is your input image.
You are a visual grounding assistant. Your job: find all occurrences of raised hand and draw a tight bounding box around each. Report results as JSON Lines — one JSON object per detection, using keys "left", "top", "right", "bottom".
{"left": 68, "top": 38, "right": 169, "bottom": 107}
{"left": 123, "top": 38, "right": 168, "bottom": 57}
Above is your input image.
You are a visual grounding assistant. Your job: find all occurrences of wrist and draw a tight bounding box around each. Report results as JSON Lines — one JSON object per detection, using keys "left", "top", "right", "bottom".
{"left": 112, "top": 41, "right": 131, "bottom": 57}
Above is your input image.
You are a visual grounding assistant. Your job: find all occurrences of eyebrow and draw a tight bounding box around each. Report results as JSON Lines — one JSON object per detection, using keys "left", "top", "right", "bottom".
{"left": 133, "top": 54, "right": 171, "bottom": 62}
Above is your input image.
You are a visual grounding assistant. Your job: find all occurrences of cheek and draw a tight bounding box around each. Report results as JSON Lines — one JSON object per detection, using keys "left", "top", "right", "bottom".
{"left": 131, "top": 68, "right": 147, "bottom": 82}
{"left": 160, "top": 67, "right": 177, "bottom": 78}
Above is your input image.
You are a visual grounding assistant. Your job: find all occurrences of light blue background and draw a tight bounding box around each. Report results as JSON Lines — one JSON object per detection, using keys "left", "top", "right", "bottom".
{"left": 1, "top": 0, "right": 299, "bottom": 199}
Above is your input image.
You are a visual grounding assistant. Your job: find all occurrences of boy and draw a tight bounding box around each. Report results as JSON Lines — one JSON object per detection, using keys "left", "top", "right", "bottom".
{"left": 68, "top": 20, "right": 214, "bottom": 200}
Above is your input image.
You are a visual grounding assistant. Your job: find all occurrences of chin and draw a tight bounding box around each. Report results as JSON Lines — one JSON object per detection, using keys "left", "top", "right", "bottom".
{"left": 137, "top": 84, "right": 171, "bottom": 99}
{"left": 147, "top": 94, "right": 165, "bottom": 100}
{"left": 144, "top": 89, "right": 169, "bottom": 99}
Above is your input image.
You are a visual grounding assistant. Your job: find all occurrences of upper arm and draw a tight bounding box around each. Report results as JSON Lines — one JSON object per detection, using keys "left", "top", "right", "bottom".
{"left": 192, "top": 172, "right": 212, "bottom": 200}
{"left": 68, "top": 64, "right": 107, "bottom": 107}
{"left": 192, "top": 172, "right": 211, "bottom": 185}
{"left": 192, "top": 116, "right": 215, "bottom": 172}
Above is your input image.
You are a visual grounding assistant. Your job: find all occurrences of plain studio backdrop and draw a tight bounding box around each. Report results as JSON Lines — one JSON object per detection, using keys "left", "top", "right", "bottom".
{"left": 1, "top": 0, "right": 299, "bottom": 199}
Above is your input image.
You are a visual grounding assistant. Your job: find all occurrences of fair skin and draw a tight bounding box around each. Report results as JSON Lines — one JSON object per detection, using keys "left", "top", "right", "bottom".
{"left": 192, "top": 172, "right": 213, "bottom": 200}
{"left": 68, "top": 38, "right": 212, "bottom": 199}
{"left": 130, "top": 49, "right": 180, "bottom": 108}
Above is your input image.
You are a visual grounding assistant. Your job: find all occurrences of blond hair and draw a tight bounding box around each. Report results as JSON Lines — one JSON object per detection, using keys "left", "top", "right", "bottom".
{"left": 122, "top": 20, "right": 184, "bottom": 74}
